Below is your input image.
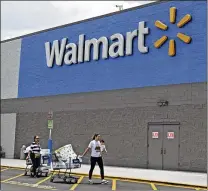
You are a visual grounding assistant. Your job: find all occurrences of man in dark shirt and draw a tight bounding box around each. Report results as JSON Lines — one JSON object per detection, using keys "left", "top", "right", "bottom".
{"left": 27, "top": 135, "right": 41, "bottom": 177}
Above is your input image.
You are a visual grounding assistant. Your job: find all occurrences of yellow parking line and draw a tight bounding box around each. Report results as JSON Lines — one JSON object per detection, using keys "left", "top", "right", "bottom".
{"left": 1, "top": 168, "right": 9, "bottom": 172}
{"left": 155, "top": 182, "right": 204, "bottom": 190}
{"left": 69, "top": 176, "right": 84, "bottom": 190}
{"left": 3, "top": 180, "right": 57, "bottom": 190}
{"left": 35, "top": 175, "right": 52, "bottom": 185}
{"left": 120, "top": 178, "right": 204, "bottom": 190}
{"left": 1, "top": 173, "right": 24, "bottom": 183}
{"left": 150, "top": 183, "right": 158, "bottom": 190}
{"left": 112, "top": 179, "right": 117, "bottom": 190}
{"left": 35, "top": 172, "right": 57, "bottom": 185}
{"left": 119, "top": 179, "right": 149, "bottom": 184}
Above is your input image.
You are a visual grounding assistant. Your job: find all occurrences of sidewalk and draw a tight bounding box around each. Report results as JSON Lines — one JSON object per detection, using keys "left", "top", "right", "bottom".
{"left": 1, "top": 158, "right": 207, "bottom": 187}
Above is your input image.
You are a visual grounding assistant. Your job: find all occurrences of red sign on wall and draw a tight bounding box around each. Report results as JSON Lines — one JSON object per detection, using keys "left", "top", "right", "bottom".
{"left": 152, "top": 132, "right": 159, "bottom": 139}
{"left": 167, "top": 132, "right": 174, "bottom": 139}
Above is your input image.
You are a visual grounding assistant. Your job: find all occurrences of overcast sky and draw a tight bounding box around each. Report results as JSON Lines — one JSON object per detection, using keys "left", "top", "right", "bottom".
{"left": 1, "top": 1, "right": 153, "bottom": 41}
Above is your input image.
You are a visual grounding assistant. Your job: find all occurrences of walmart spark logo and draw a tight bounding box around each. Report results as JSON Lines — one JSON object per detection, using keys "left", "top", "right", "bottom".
{"left": 154, "top": 7, "right": 192, "bottom": 56}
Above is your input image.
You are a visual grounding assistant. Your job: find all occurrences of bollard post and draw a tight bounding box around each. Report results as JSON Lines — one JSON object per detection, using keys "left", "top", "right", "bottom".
{"left": 20, "top": 145, "right": 26, "bottom": 160}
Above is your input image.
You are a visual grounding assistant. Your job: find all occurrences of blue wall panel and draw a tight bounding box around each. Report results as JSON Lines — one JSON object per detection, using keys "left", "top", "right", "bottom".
{"left": 18, "top": 1, "right": 207, "bottom": 98}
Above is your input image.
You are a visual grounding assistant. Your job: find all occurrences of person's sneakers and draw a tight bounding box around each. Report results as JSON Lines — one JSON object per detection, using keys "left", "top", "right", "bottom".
{"left": 88, "top": 179, "right": 93, "bottom": 184}
{"left": 101, "top": 179, "right": 109, "bottom": 184}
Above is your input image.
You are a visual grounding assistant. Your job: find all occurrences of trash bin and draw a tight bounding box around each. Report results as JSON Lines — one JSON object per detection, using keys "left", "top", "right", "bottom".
{"left": 20, "top": 145, "right": 26, "bottom": 160}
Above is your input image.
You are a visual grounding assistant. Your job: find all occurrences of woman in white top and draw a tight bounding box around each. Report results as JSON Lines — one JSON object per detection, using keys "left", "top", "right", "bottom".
{"left": 81, "top": 133, "right": 108, "bottom": 184}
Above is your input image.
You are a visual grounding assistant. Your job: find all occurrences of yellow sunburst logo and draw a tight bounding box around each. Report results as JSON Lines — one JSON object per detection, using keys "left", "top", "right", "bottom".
{"left": 154, "top": 7, "right": 192, "bottom": 56}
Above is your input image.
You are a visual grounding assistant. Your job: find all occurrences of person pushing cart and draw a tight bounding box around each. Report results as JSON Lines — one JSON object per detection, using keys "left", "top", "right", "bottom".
{"left": 26, "top": 135, "right": 41, "bottom": 177}
{"left": 81, "top": 133, "right": 109, "bottom": 184}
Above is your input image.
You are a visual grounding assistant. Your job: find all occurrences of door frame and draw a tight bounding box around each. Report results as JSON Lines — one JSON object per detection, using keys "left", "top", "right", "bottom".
{"left": 148, "top": 122, "right": 180, "bottom": 126}
{"left": 147, "top": 122, "right": 180, "bottom": 170}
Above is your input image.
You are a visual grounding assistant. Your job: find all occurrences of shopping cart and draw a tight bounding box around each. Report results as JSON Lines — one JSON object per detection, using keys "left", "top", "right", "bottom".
{"left": 50, "top": 144, "right": 82, "bottom": 184}
{"left": 24, "top": 149, "right": 50, "bottom": 177}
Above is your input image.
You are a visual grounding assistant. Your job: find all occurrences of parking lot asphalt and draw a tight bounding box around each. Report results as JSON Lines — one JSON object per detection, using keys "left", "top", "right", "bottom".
{"left": 0, "top": 167, "right": 206, "bottom": 191}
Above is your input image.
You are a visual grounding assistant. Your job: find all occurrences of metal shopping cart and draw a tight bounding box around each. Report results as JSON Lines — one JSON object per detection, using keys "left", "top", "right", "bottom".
{"left": 24, "top": 149, "right": 50, "bottom": 177}
{"left": 50, "top": 144, "right": 82, "bottom": 184}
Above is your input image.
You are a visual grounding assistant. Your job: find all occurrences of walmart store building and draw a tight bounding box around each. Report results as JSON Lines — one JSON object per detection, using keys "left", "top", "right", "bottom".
{"left": 1, "top": 1, "right": 207, "bottom": 172}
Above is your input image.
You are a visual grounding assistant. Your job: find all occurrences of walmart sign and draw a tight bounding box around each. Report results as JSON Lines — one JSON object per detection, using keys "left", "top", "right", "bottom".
{"left": 45, "top": 21, "right": 149, "bottom": 68}
{"left": 45, "top": 7, "right": 193, "bottom": 68}
{"left": 17, "top": 2, "right": 205, "bottom": 98}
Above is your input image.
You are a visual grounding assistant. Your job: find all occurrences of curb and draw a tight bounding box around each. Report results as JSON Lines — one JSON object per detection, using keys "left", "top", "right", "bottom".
{"left": 1, "top": 165, "right": 207, "bottom": 190}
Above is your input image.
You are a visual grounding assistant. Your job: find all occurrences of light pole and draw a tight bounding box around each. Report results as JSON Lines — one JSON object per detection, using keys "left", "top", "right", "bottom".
{"left": 47, "top": 110, "right": 53, "bottom": 169}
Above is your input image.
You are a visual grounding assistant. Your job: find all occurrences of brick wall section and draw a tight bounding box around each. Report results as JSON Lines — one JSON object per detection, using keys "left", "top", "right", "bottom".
{"left": 1, "top": 82, "right": 206, "bottom": 113}
{"left": 7, "top": 82, "right": 206, "bottom": 172}
{"left": 14, "top": 104, "right": 206, "bottom": 172}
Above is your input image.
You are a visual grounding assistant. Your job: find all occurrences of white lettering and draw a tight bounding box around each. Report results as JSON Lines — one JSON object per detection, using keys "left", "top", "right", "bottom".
{"left": 138, "top": 21, "right": 149, "bottom": 53}
{"left": 84, "top": 37, "right": 108, "bottom": 62}
{"left": 109, "top": 33, "right": 124, "bottom": 58}
{"left": 45, "top": 38, "right": 67, "bottom": 67}
{"left": 78, "top": 34, "right": 85, "bottom": 63}
{"left": 64, "top": 43, "right": 77, "bottom": 65}
{"left": 126, "top": 29, "right": 138, "bottom": 56}
{"left": 45, "top": 21, "right": 150, "bottom": 67}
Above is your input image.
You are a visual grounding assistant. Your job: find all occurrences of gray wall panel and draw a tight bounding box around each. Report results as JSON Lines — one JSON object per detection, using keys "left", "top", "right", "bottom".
{"left": 1, "top": 39, "right": 22, "bottom": 99}
{"left": 1, "top": 113, "right": 16, "bottom": 158}
{"left": 6, "top": 82, "right": 206, "bottom": 172}
{"left": 1, "top": 82, "right": 207, "bottom": 113}
{"left": 14, "top": 105, "right": 206, "bottom": 172}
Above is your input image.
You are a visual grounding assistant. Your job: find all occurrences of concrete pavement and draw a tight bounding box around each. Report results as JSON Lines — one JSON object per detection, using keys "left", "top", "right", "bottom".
{"left": 1, "top": 158, "right": 207, "bottom": 188}
{"left": 1, "top": 168, "right": 206, "bottom": 191}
